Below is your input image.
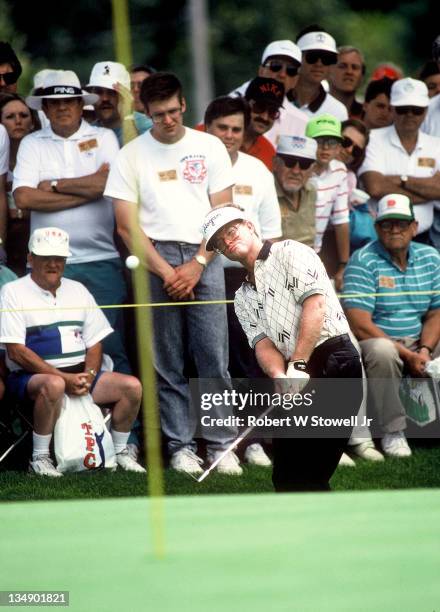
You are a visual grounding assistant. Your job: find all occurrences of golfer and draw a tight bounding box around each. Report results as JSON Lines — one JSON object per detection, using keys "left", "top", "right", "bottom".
{"left": 202, "top": 204, "right": 362, "bottom": 492}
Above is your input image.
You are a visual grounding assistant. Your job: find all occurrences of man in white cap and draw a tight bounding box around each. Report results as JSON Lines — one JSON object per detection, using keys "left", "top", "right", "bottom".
{"left": 86, "top": 61, "right": 151, "bottom": 147}
{"left": 343, "top": 194, "right": 440, "bottom": 457}
{"left": 0, "top": 227, "right": 146, "bottom": 476}
{"left": 229, "top": 39, "right": 308, "bottom": 146}
{"left": 359, "top": 77, "right": 440, "bottom": 244}
{"left": 272, "top": 134, "right": 317, "bottom": 247}
{"left": 291, "top": 25, "right": 348, "bottom": 120}
{"left": 201, "top": 204, "right": 362, "bottom": 491}
{"left": 12, "top": 70, "right": 131, "bottom": 375}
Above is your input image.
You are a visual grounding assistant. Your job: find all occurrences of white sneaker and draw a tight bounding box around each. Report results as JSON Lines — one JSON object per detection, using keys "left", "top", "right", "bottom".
{"left": 29, "top": 455, "right": 62, "bottom": 478}
{"left": 381, "top": 431, "right": 412, "bottom": 458}
{"left": 208, "top": 450, "right": 243, "bottom": 475}
{"left": 116, "top": 448, "right": 146, "bottom": 473}
{"left": 126, "top": 443, "right": 140, "bottom": 462}
{"left": 350, "top": 441, "right": 384, "bottom": 462}
{"left": 170, "top": 448, "right": 203, "bottom": 475}
{"left": 338, "top": 452, "right": 356, "bottom": 467}
{"left": 244, "top": 443, "right": 272, "bottom": 466}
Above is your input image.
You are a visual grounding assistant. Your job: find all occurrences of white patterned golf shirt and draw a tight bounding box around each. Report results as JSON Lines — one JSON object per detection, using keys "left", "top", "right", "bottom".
{"left": 234, "top": 240, "right": 349, "bottom": 359}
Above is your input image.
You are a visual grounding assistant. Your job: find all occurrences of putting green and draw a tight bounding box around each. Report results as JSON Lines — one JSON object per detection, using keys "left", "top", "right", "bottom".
{"left": 1, "top": 489, "right": 439, "bottom": 611}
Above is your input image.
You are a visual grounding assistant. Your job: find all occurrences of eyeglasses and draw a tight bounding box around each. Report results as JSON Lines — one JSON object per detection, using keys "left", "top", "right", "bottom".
{"left": 213, "top": 223, "right": 243, "bottom": 254}
{"left": 341, "top": 136, "right": 364, "bottom": 159}
{"left": 377, "top": 219, "right": 412, "bottom": 231}
{"left": 394, "top": 106, "right": 425, "bottom": 116}
{"left": 264, "top": 61, "right": 299, "bottom": 77}
{"left": 0, "top": 71, "right": 19, "bottom": 85}
{"left": 250, "top": 101, "right": 280, "bottom": 119}
{"left": 315, "top": 136, "right": 341, "bottom": 148}
{"left": 150, "top": 106, "right": 183, "bottom": 123}
{"left": 279, "top": 155, "right": 314, "bottom": 170}
{"left": 304, "top": 51, "right": 337, "bottom": 66}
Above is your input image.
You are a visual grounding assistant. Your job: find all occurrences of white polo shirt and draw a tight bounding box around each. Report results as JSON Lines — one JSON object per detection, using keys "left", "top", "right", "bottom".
{"left": 290, "top": 87, "right": 348, "bottom": 120}
{"left": 105, "top": 127, "right": 234, "bottom": 244}
{"left": 0, "top": 124, "right": 9, "bottom": 175}
{"left": 0, "top": 275, "right": 113, "bottom": 372}
{"left": 359, "top": 125, "right": 440, "bottom": 233}
{"left": 12, "top": 120, "right": 120, "bottom": 263}
{"left": 421, "top": 94, "right": 440, "bottom": 137}
{"left": 264, "top": 100, "right": 308, "bottom": 146}
{"left": 310, "top": 159, "right": 349, "bottom": 253}
{"left": 234, "top": 240, "right": 349, "bottom": 359}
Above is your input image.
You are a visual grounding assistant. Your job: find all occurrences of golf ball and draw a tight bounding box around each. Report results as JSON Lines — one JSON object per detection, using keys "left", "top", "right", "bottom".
{"left": 125, "top": 255, "right": 140, "bottom": 270}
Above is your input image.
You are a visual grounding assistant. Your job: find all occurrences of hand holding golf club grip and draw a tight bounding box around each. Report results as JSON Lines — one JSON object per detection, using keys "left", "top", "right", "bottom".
{"left": 286, "top": 363, "right": 310, "bottom": 392}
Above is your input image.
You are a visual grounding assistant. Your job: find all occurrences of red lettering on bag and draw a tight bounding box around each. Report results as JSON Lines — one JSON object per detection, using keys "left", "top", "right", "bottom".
{"left": 84, "top": 452, "right": 96, "bottom": 468}
{"left": 81, "top": 422, "right": 93, "bottom": 435}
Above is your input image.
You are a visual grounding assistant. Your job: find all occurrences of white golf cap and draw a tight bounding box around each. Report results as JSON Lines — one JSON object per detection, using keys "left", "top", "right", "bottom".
{"left": 276, "top": 135, "right": 317, "bottom": 160}
{"left": 261, "top": 40, "right": 302, "bottom": 65}
{"left": 376, "top": 194, "right": 415, "bottom": 222}
{"left": 203, "top": 206, "right": 247, "bottom": 252}
{"left": 87, "top": 61, "right": 130, "bottom": 92}
{"left": 26, "top": 70, "right": 98, "bottom": 110}
{"left": 28, "top": 227, "right": 72, "bottom": 257}
{"left": 297, "top": 31, "right": 337, "bottom": 54}
{"left": 390, "top": 77, "right": 429, "bottom": 108}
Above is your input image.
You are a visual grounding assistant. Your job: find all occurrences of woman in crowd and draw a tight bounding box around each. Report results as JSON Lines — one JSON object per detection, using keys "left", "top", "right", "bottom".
{"left": 0, "top": 94, "right": 40, "bottom": 275}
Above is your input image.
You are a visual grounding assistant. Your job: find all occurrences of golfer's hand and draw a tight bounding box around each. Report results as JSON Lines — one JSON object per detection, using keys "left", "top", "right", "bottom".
{"left": 285, "top": 363, "right": 310, "bottom": 393}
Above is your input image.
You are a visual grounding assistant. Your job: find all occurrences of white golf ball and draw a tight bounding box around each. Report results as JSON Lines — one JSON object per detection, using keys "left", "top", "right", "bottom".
{"left": 125, "top": 255, "right": 140, "bottom": 270}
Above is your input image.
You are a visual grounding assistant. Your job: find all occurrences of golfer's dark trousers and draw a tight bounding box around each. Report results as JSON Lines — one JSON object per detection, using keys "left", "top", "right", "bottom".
{"left": 272, "top": 334, "right": 363, "bottom": 493}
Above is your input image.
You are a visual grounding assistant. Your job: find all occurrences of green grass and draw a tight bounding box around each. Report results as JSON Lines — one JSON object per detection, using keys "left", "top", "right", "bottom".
{"left": 1, "top": 444, "right": 439, "bottom": 502}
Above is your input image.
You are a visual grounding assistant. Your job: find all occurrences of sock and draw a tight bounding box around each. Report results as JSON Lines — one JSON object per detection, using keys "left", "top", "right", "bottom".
{"left": 32, "top": 432, "right": 52, "bottom": 459}
{"left": 112, "top": 430, "right": 130, "bottom": 454}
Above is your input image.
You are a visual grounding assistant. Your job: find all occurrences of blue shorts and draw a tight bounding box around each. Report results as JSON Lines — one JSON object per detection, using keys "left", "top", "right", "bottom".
{"left": 6, "top": 369, "right": 103, "bottom": 403}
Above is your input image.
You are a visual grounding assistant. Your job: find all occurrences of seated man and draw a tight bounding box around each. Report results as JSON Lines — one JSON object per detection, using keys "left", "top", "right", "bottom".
{"left": 0, "top": 227, "right": 145, "bottom": 476}
{"left": 343, "top": 194, "right": 440, "bottom": 457}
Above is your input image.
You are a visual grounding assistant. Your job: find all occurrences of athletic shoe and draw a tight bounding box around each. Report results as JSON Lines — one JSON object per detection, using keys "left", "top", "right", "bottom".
{"left": 244, "top": 443, "right": 272, "bottom": 466}
{"left": 126, "top": 443, "right": 140, "bottom": 462}
{"left": 349, "top": 441, "right": 384, "bottom": 462}
{"left": 116, "top": 448, "right": 146, "bottom": 473}
{"left": 208, "top": 450, "right": 243, "bottom": 475}
{"left": 170, "top": 448, "right": 203, "bottom": 475}
{"left": 29, "top": 455, "right": 62, "bottom": 478}
{"left": 381, "top": 431, "right": 412, "bottom": 458}
{"left": 338, "top": 452, "right": 356, "bottom": 467}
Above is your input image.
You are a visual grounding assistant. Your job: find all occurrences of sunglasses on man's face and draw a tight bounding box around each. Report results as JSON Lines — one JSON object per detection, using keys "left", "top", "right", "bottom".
{"left": 279, "top": 155, "right": 314, "bottom": 170}
{"left": 304, "top": 51, "right": 337, "bottom": 66}
{"left": 341, "top": 136, "right": 364, "bottom": 159}
{"left": 264, "top": 61, "right": 299, "bottom": 77}
{"left": 394, "top": 106, "right": 425, "bottom": 116}
{"left": 0, "top": 71, "right": 19, "bottom": 85}
{"left": 250, "top": 101, "right": 280, "bottom": 119}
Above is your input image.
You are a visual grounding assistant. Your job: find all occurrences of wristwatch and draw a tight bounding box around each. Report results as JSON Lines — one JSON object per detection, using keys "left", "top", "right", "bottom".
{"left": 194, "top": 254, "right": 207, "bottom": 268}
{"left": 288, "top": 359, "right": 307, "bottom": 372}
{"left": 87, "top": 368, "right": 97, "bottom": 378}
{"left": 400, "top": 175, "right": 408, "bottom": 189}
{"left": 50, "top": 180, "right": 59, "bottom": 192}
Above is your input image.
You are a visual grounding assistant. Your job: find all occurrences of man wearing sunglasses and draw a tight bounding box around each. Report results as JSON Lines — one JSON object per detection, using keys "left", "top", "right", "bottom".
{"left": 0, "top": 42, "right": 22, "bottom": 95}
{"left": 343, "top": 194, "right": 440, "bottom": 458}
{"left": 360, "top": 78, "right": 440, "bottom": 244}
{"left": 290, "top": 27, "right": 348, "bottom": 121}
{"left": 273, "top": 135, "right": 317, "bottom": 247}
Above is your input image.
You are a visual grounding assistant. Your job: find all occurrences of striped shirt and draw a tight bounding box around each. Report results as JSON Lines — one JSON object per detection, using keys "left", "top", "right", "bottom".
{"left": 343, "top": 240, "right": 440, "bottom": 338}
{"left": 311, "top": 159, "right": 349, "bottom": 252}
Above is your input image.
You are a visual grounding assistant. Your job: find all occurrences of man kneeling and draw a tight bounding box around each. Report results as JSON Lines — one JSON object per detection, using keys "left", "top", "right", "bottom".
{"left": 0, "top": 227, "right": 145, "bottom": 476}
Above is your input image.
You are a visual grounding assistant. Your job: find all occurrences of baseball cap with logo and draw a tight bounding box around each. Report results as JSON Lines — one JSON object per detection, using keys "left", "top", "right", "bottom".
{"left": 276, "top": 135, "right": 317, "bottom": 160}
{"left": 305, "top": 113, "right": 342, "bottom": 140}
{"left": 26, "top": 70, "right": 98, "bottom": 110}
{"left": 390, "top": 78, "right": 429, "bottom": 107}
{"left": 244, "top": 77, "right": 285, "bottom": 106}
{"left": 297, "top": 31, "right": 337, "bottom": 54}
{"left": 261, "top": 40, "right": 302, "bottom": 66}
{"left": 87, "top": 61, "right": 131, "bottom": 92}
{"left": 376, "top": 194, "right": 415, "bottom": 222}
{"left": 203, "top": 206, "right": 247, "bottom": 252}
{"left": 28, "top": 227, "right": 72, "bottom": 257}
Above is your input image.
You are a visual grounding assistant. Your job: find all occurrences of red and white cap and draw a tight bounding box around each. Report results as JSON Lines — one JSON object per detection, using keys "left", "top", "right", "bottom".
{"left": 28, "top": 227, "right": 72, "bottom": 257}
{"left": 376, "top": 194, "right": 414, "bottom": 222}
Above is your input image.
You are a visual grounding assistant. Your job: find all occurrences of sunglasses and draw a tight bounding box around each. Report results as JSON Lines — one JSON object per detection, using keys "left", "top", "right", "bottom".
{"left": 341, "top": 136, "right": 364, "bottom": 159}
{"left": 377, "top": 219, "right": 412, "bottom": 231}
{"left": 394, "top": 106, "right": 425, "bottom": 116}
{"left": 304, "top": 51, "right": 337, "bottom": 66}
{"left": 250, "top": 101, "right": 280, "bottom": 119}
{"left": 315, "top": 136, "right": 341, "bottom": 148}
{"left": 279, "top": 155, "right": 314, "bottom": 170}
{"left": 0, "top": 71, "right": 19, "bottom": 85}
{"left": 264, "top": 61, "right": 299, "bottom": 77}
